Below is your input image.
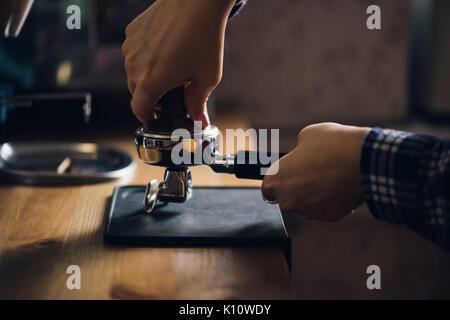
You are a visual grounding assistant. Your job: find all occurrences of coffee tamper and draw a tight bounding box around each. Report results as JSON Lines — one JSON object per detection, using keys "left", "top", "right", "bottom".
{"left": 134, "top": 87, "right": 285, "bottom": 213}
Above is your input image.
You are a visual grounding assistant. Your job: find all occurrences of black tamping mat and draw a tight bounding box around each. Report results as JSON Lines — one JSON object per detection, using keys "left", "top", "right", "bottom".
{"left": 104, "top": 186, "right": 291, "bottom": 268}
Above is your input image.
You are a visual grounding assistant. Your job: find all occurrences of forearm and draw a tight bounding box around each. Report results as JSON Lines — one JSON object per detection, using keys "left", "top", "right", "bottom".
{"left": 361, "top": 128, "right": 450, "bottom": 249}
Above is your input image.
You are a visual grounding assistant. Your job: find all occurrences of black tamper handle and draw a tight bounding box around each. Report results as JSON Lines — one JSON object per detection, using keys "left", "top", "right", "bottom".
{"left": 234, "top": 151, "right": 287, "bottom": 180}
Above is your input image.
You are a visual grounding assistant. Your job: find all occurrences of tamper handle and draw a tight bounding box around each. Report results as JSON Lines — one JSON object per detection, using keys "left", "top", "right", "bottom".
{"left": 146, "top": 86, "right": 194, "bottom": 133}
{"left": 234, "top": 151, "right": 287, "bottom": 180}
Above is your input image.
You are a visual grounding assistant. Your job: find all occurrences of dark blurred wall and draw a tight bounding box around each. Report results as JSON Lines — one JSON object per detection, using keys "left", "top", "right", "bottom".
{"left": 216, "top": 0, "right": 411, "bottom": 129}
{"left": 428, "top": 0, "right": 450, "bottom": 115}
{"left": 4, "top": 0, "right": 449, "bottom": 132}
{"left": 1, "top": 0, "right": 151, "bottom": 130}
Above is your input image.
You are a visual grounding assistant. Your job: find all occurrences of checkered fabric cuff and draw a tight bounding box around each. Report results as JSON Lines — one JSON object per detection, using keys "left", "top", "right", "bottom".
{"left": 361, "top": 128, "right": 450, "bottom": 248}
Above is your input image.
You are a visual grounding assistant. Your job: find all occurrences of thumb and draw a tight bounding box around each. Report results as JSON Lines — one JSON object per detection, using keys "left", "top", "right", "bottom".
{"left": 184, "top": 81, "right": 212, "bottom": 129}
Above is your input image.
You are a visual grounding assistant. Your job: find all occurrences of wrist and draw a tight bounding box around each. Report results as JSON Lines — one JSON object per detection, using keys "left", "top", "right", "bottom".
{"left": 166, "top": 0, "right": 234, "bottom": 25}
{"left": 192, "top": 0, "right": 236, "bottom": 19}
{"left": 345, "top": 126, "right": 371, "bottom": 202}
{"left": 206, "top": 0, "right": 236, "bottom": 20}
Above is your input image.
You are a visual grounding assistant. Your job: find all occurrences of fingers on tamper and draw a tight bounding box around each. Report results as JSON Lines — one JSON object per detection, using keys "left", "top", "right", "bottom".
{"left": 184, "top": 82, "right": 213, "bottom": 129}
{"left": 131, "top": 74, "right": 172, "bottom": 125}
{"left": 131, "top": 85, "right": 155, "bottom": 125}
{"left": 127, "top": 79, "right": 136, "bottom": 95}
{"left": 195, "top": 110, "right": 210, "bottom": 129}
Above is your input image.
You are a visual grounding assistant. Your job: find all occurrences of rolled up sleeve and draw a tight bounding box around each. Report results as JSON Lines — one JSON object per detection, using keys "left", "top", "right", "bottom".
{"left": 361, "top": 128, "right": 450, "bottom": 250}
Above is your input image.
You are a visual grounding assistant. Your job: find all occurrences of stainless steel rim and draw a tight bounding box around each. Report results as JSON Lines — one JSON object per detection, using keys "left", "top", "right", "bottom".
{"left": 135, "top": 125, "right": 220, "bottom": 141}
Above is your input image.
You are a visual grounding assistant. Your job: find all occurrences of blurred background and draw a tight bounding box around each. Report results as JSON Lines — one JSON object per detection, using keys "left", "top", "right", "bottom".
{"left": 1, "top": 0, "right": 449, "bottom": 146}
{"left": 1, "top": 0, "right": 450, "bottom": 299}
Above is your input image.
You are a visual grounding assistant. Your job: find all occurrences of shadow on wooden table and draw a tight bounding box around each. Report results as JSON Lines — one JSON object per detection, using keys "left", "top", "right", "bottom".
{"left": 0, "top": 196, "right": 293, "bottom": 300}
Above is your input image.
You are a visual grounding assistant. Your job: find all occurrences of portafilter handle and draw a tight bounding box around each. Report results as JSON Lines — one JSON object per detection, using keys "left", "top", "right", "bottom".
{"left": 209, "top": 150, "right": 288, "bottom": 180}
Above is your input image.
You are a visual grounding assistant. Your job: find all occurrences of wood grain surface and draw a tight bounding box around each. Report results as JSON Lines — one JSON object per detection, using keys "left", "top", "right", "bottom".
{"left": 0, "top": 117, "right": 292, "bottom": 300}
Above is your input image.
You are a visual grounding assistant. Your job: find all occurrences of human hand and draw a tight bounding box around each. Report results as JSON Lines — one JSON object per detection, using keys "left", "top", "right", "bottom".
{"left": 262, "top": 123, "right": 371, "bottom": 222}
{"left": 122, "top": 0, "right": 236, "bottom": 128}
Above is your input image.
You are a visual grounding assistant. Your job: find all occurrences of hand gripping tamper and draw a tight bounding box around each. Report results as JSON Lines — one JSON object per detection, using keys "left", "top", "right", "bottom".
{"left": 135, "top": 87, "right": 285, "bottom": 213}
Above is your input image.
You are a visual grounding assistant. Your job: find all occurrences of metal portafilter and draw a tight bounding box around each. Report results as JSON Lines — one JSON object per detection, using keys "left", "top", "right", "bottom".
{"left": 135, "top": 87, "right": 286, "bottom": 213}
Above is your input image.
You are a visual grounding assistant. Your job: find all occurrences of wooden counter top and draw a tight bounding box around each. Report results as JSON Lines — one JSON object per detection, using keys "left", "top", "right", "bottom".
{"left": 0, "top": 118, "right": 292, "bottom": 300}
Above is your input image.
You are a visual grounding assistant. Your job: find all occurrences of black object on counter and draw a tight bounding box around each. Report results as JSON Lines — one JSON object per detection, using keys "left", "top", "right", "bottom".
{"left": 104, "top": 186, "right": 291, "bottom": 269}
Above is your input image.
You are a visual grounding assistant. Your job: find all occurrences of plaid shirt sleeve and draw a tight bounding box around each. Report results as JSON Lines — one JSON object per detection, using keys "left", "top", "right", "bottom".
{"left": 361, "top": 128, "right": 450, "bottom": 250}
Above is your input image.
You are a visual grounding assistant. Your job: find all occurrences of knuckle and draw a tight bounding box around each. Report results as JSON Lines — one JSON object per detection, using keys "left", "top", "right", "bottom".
{"left": 298, "top": 124, "right": 316, "bottom": 142}
{"left": 125, "top": 24, "right": 133, "bottom": 37}
{"left": 210, "top": 75, "right": 222, "bottom": 87}
{"left": 127, "top": 83, "right": 134, "bottom": 94}
{"left": 298, "top": 122, "right": 338, "bottom": 142}
{"left": 297, "top": 127, "right": 308, "bottom": 143}
{"left": 203, "top": 72, "right": 222, "bottom": 88}
{"left": 262, "top": 175, "right": 277, "bottom": 194}
{"left": 121, "top": 42, "right": 128, "bottom": 56}
{"left": 298, "top": 123, "right": 329, "bottom": 139}
{"left": 130, "top": 97, "right": 137, "bottom": 109}
{"left": 124, "top": 57, "right": 134, "bottom": 71}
